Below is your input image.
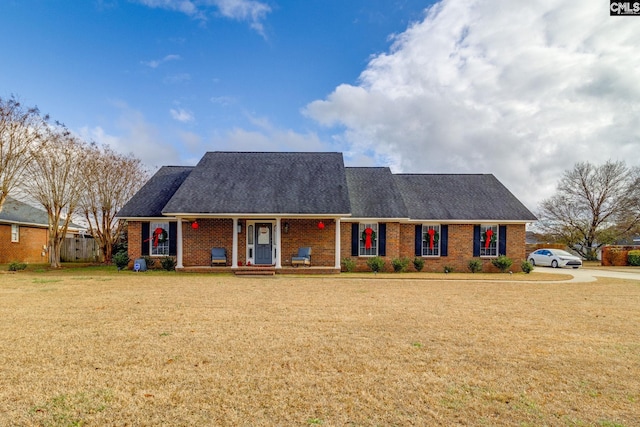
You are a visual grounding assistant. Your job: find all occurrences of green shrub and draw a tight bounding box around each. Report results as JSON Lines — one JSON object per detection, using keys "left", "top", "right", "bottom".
{"left": 521, "top": 260, "right": 534, "bottom": 274}
{"left": 444, "top": 265, "right": 454, "bottom": 273}
{"left": 491, "top": 255, "right": 513, "bottom": 273}
{"left": 113, "top": 251, "right": 130, "bottom": 271}
{"left": 467, "top": 259, "right": 482, "bottom": 273}
{"left": 160, "top": 256, "right": 176, "bottom": 271}
{"left": 413, "top": 257, "right": 425, "bottom": 272}
{"left": 143, "top": 255, "right": 156, "bottom": 269}
{"left": 391, "top": 257, "right": 410, "bottom": 273}
{"left": 341, "top": 257, "right": 356, "bottom": 272}
{"left": 8, "top": 261, "right": 27, "bottom": 271}
{"left": 366, "top": 256, "right": 385, "bottom": 273}
{"left": 627, "top": 250, "right": 640, "bottom": 266}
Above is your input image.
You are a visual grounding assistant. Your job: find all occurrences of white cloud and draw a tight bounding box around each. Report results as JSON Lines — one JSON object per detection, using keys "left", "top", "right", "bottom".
{"left": 134, "top": 0, "right": 271, "bottom": 35}
{"left": 170, "top": 108, "right": 195, "bottom": 123}
{"left": 305, "top": 0, "right": 640, "bottom": 212}
{"left": 210, "top": 95, "right": 236, "bottom": 106}
{"left": 79, "top": 101, "right": 181, "bottom": 168}
{"left": 206, "top": 114, "right": 328, "bottom": 152}
{"left": 163, "top": 73, "right": 191, "bottom": 84}
{"left": 212, "top": 0, "right": 271, "bottom": 35}
{"left": 141, "top": 54, "right": 181, "bottom": 68}
{"left": 135, "top": 0, "right": 201, "bottom": 17}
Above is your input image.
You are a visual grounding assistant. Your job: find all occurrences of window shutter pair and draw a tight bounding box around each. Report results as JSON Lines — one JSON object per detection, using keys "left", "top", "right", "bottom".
{"left": 472, "top": 225, "right": 507, "bottom": 256}
{"left": 414, "top": 225, "right": 448, "bottom": 257}
{"left": 141, "top": 222, "right": 177, "bottom": 256}
{"left": 351, "top": 223, "right": 386, "bottom": 256}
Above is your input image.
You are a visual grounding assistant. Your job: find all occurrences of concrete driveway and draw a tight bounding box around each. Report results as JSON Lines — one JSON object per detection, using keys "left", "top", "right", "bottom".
{"left": 534, "top": 266, "right": 640, "bottom": 283}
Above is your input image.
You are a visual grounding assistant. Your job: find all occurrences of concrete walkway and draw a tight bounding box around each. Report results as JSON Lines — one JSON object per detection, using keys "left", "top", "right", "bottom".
{"left": 534, "top": 266, "right": 640, "bottom": 283}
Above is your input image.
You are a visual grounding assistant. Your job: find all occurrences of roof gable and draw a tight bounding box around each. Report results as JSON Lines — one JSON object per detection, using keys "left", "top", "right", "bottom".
{"left": 345, "top": 167, "right": 408, "bottom": 218}
{"left": 162, "top": 152, "right": 351, "bottom": 215}
{"left": 116, "top": 166, "right": 194, "bottom": 218}
{"left": 394, "top": 174, "right": 537, "bottom": 221}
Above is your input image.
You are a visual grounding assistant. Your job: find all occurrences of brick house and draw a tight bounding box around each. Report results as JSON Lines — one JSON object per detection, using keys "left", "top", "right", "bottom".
{"left": 0, "top": 197, "right": 87, "bottom": 264}
{"left": 117, "top": 152, "right": 537, "bottom": 273}
{"left": 0, "top": 197, "right": 50, "bottom": 264}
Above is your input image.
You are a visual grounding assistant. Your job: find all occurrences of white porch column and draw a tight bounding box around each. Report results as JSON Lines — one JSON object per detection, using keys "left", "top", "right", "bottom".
{"left": 334, "top": 218, "right": 341, "bottom": 269}
{"left": 232, "top": 217, "right": 239, "bottom": 268}
{"left": 176, "top": 218, "right": 184, "bottom": 269}
{"left": 275, "top": 217, "right": 282, "bottom": 269}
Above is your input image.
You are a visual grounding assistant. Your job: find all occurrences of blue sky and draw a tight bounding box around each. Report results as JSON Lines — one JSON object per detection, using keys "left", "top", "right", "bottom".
{"left": 1, "top": 0, "right": 639, "bottom": 211}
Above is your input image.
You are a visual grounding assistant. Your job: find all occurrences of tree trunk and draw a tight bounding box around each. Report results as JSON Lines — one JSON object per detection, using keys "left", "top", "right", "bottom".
{"left": 103, "top": 241, "right": 113, "bottom": 264}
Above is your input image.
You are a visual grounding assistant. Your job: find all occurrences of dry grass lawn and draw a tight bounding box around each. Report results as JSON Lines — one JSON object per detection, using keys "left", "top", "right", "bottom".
{"left": 0, "top": 269, "right": 638, "bottom": 426}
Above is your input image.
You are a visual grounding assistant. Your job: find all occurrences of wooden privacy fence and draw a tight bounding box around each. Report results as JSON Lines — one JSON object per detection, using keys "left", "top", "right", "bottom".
{"left": 61, "top": 237, "right": 103, "bottom": 262}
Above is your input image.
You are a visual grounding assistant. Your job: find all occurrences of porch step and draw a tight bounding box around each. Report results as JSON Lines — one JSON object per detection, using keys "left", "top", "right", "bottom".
{"left": 234, "top": 267, "right": 276, "bottom": 276}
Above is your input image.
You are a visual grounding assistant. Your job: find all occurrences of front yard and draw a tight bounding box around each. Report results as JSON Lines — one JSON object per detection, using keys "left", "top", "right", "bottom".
{"left": 0, "top": 269, "right": 638, "bottom": 426}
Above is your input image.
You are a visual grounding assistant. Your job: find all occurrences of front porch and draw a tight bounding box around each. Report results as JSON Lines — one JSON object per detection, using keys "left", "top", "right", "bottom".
{"left": 177, "top": 265, "right": 341, "bottom": 275}
{"left": 176, "top": 217, "right": 343, "bottom": 270}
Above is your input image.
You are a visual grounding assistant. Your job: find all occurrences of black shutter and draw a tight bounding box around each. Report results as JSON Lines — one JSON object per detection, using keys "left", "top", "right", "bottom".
{"left": 473, "top": 225, "right": 481, "bottom": 257}
{"left": 169, "top": 222, "right": 178, "bottom": 256}
{"left": 141, "top": 222, "right": 150, "bottom": 256}
{"left": 378, "top": 223, "right": 386, "bottom": 256}
{"left": 415, "top": 224, "right": 422, "bottom": 256}
{"left": 351, "top": 223, "right": 359, "bottom": 256}
{"left": 498, "top": 225, "right": 507, "bottom": 256}
{"left": 441, "top": 225, "right": 448, "bottom": 257}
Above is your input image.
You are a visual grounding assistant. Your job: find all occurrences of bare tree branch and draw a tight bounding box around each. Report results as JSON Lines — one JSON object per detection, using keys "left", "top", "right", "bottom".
{"left": 538, "top": 160, "right": 640, "bottom": 260}
{"left": 0, "top": 95, "right": 49, "bottom": 211}
{"left": 23, "top": 125, "right": 85, "bottom": 268}
{"left": 79, "top": 143, "right": 150, "bottom": 263}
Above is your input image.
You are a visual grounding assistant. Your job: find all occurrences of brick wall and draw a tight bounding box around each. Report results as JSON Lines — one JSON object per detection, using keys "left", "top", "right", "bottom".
{"left": 127, "top": 219, "right": 528, "bottom": 272}
{"left": 183, "top": 219, "right": 234, "bottom": 266}
{"left": 281, "top": 219, "right": 336, "bottom": 267}
{"left": 340, "top": 222, "right": 528, "bottom": 273}
{"left": 0, "top": 224, "right": 48, "bottom": 264}
{"left": 127, "top": 221, "right": 142, "bottom": 265}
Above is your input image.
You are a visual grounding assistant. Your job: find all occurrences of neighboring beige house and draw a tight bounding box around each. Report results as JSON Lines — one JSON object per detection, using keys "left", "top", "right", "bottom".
{"left": 117, "top": 152, "right": 537, "bottom": 274}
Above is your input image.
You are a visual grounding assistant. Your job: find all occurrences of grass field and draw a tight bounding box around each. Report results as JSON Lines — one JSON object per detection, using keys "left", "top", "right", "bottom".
{"left": 0, "top": 268, "right": 638, "bottom": 426}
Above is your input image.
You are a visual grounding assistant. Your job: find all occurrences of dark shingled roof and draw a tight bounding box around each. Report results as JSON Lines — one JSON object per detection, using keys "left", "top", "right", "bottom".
{"left": 1, "top": 197, "right": 84, "bottom": 229}
{"left": 393, "top": 174, "right": 537, "bottom": 221}
{"left": 0, "top": 197, "right": 49, "bottom": 226}
{"left": 116, "top": 166, "right": 194, "bottom": 218}
{"left": 162, "top": 152, "right": 351, "bottom": 215}
{"left": 345, "top": 167, "right": 408, "bottom": 218}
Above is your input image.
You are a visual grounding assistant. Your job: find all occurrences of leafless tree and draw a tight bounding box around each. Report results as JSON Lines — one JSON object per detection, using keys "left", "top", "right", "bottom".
{"left": 538, "top": 160, "right": 640, "bottom": 260}
{"left": 23, "top": 125, "right": 86, "bottom": 268}
{"left": 79, "top": 143, "right": 150, "bottom": 263}
{"left": 0, "top": 95, "right": 49, "bottom": 212}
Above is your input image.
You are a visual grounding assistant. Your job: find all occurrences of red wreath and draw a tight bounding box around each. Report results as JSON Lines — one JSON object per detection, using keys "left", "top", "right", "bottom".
{"left": 145, "top": 227, "right": 168, "bottom": 247}
{"left": 484, "top": 229, "right": 493, "bottom": 249}
{"left": 427, "top": 229, "right": 435, "bottom": 249}
{"left": 363, "top": 227, "right": 375, "bottom": 249}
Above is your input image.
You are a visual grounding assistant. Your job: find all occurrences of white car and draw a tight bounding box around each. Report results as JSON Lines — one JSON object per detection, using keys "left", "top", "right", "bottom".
{"left": 528, "top": 249, "right": 582, "bottom": 269}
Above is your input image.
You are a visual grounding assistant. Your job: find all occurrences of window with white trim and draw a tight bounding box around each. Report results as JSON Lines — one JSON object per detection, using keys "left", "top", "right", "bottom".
{"left": 422, "top": 224, "right": 440, "bottom": 257}
{"left": 480, "top": 224, "right": 498, "bottom": 257}
{"left": 150, "top": 222, "right": 170, "bottom": 256}
{"left": 11, "top": 224, "right": 19, "bottom": 242}
{"left": 359, "top": 223, "right": 378, "bottom": 256}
